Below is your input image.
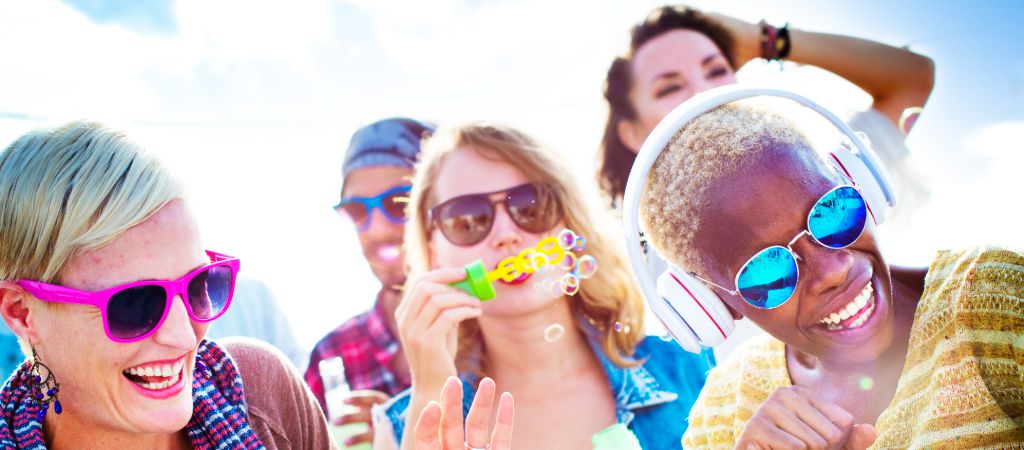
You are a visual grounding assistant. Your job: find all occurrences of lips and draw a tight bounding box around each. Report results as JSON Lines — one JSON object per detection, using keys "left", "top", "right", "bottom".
{"left": 816, "top": 281, "right": 875, "bottom": 331}
{"left": 123, "top": 357, "right": 186, "bottom": 392}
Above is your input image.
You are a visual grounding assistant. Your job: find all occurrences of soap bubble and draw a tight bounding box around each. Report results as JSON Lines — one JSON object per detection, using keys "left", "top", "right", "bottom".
{"left": 575, "top": 255, "right": 598, "bottom": 279}
{"left": 543, "top": 323, "right": 565, "bottom": 343}
{"left": 558, "top": 252, "right": 578, "bottom": 271}
{"left": 557, "top": 229, "right": 577, "bottom": 250}
{"left": 571, "top": 235, "right": 587, "bottom": 252}
{"left": 560, "top": 273, "right": 580, "bottom": 296}
{"left": 547, "top": 279, "right": 564, "bottom": 298}
{"left": 527, "top": 251, "right": 551, "bottom": 271}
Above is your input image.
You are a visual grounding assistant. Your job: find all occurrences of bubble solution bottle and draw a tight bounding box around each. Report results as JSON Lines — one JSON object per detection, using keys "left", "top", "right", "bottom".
{"left": 319, "top": 357, "right": 372, "bottom": 450}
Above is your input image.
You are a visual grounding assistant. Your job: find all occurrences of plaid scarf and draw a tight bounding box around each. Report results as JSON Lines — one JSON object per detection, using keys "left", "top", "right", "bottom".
{"left": 0, "top": 339, "right": 265, "bottom": 449}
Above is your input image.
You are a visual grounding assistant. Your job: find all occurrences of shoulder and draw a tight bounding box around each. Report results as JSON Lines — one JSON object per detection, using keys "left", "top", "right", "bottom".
{"left": 222, "top": 337, "right": 305, "bottom": 410}
{"left": 635, "top": 336, "right": 715, "bottom": 382}
{"left": 683, "top": 333, "right": 787, "bottom": 447}
{"left": 313, "top": 309, "right": 376, "bottom": 352}
{"left": 703, "top": 332, "right": 785, "bottom": 400}
{"left": 222, "top": 337, "right": 337, "bottom": 449}
{"left": 922, "top": 246, "right": 1024, "bottom": 321}
{"left": 374, "top": 387, "right": 413, "bottom": 445}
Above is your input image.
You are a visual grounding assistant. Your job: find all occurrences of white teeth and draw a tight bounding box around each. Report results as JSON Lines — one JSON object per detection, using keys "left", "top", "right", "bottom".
{"left": 123, "top": 358, "right": 186, "bottom": 390}
{"left": 817, "top": 281, "right": 875, "bottom": 328}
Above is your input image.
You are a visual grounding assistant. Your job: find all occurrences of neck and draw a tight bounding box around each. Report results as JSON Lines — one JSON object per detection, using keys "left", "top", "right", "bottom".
{"left": 45, "top": 411, "right": 190, "bottom": 450}
{"left": 478, "top": 298, "right": 595, "bottom": 382}
{"left": 379, "top": 287, "right": 403, "bottom": 335}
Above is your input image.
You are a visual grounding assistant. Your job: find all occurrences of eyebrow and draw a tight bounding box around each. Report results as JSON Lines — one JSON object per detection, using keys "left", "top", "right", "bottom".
{"left": 648, "top": 53, "right": 722, "bottom": 84}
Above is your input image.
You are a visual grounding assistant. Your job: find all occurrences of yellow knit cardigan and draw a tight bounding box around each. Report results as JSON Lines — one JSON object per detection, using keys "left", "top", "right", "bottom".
{"left": 682, "top": 247, "right": 1024, "bottom": 449}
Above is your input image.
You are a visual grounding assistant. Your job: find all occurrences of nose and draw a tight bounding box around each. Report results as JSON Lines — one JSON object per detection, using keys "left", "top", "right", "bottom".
{"left": 152, "top": 295, "right": 200, "bottom": 350}
{"left": 362, "top": 206, "right": 403, "bottom": 241}
{"left": 488, "top": 203, "right": 522, "bottom": 251}
{"left": 793, "top": 237, "right": 855, "bottom": 297}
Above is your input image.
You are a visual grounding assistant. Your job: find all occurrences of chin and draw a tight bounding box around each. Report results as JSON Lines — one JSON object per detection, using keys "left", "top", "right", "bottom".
{"left": 119, "top": 371, "right": 195, "bottom": 434}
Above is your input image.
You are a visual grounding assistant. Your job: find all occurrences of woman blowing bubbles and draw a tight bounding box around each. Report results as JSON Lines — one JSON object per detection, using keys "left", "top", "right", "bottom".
{"left": 373, "top": 124, "right": 715, "bottom": 450}
{"left": 0, "top": 121, "right": 336, "bottom": 449}
{"left": 637, "top": 100, "right": 1023, "bottom": 449}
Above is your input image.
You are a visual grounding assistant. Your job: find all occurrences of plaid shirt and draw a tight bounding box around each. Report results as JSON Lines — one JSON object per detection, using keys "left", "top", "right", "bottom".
{"left": 304, "top": 295, "right": 410, "bottom": 413}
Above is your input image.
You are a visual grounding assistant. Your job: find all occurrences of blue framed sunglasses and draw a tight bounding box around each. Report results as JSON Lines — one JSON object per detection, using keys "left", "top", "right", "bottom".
{"left": 693, "top": 185, "right": 868, "bottom": 309}
{"left": 334, "top": 185, "right": 412, "bottom": 232}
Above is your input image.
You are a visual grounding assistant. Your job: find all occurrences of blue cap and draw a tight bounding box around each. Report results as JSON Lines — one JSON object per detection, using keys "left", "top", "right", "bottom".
{"left": 342, "top": 117, "right": 435, "bottom": 179}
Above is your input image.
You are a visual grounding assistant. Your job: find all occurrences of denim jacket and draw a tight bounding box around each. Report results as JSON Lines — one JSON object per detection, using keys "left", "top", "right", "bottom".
{"left": 375, "top": 332, "right": 715, "bottom": 449}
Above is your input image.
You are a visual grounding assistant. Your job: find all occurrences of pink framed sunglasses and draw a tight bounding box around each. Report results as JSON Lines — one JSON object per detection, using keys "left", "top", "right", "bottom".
{"left": 16, "top": 251, "right": 239, "bottom": 343}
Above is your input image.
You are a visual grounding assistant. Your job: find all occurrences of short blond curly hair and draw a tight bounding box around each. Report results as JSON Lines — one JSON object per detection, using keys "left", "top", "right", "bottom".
{"left": 639, "top": 101, "right": 816, "bottom": 271}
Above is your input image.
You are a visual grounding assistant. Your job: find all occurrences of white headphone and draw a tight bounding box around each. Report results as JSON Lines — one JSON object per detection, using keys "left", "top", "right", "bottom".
{"left": 622, "top": 86, "right": 898, "bottom": 354}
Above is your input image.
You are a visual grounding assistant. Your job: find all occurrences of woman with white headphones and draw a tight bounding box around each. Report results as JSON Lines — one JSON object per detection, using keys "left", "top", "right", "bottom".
{"left": 625, "top": 86, "right": 1024, "bottom": 449}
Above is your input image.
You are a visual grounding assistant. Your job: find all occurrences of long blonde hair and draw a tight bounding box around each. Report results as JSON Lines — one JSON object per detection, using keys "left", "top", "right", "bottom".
{"left": 404, "top": 123, "right": 645, "bottom": 369}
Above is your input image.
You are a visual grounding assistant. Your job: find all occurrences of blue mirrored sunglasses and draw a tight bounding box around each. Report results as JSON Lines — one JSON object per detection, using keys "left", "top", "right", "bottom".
{"left": 333, "top": 185, "right": 412, "bottom": 232}
{"left": 693, "top": 185, "right": 868, "bottom": 309}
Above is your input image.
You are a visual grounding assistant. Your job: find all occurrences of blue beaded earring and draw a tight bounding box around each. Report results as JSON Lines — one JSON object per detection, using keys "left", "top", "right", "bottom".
{"left": 29, "top": 348, "right": 61, "bottom": 420}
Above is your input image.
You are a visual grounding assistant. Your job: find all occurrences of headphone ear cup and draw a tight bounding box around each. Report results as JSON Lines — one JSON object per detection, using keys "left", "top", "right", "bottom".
{"left": 828, "top": 146, "right": 891, "bottom": 226}
{"left": 654, "top": 266, "right": 735, "bottom": 349}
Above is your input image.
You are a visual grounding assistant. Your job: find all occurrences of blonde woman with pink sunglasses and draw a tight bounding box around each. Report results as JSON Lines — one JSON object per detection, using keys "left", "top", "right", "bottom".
{"left": 0, "top": 121, "right": 337, "bottom": 449}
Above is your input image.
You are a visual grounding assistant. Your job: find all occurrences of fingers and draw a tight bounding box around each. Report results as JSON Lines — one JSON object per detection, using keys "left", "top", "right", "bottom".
{"left": 344, "top": 389, "right": 390, "bottom": 408}
{"left": 343, "top": 428, "right": 374, "bottom": 447}
{"left": 737, "top": 386, "right": 861, "bottom": 450}
{"left": 412, "top": 401, "right": 442, "bottom": 450}
{"left": 842, "top": 424, "right": 876, "bottom": 450}
{"left": 334, "top": 407, "right": 372, "bottom": 426}
{"left": 738, "top": 415, "right": 807, "bottom": 450}
{"left": 774, "top": 388, "right": 847, "bottom": 448}
{"left": 489, "top": 392, "right": 515, "bottom": 450}
{"left": 465, "top": 378, "right": 497, "bottom": 448}
{"left": 438, "top": 376, "right": 465, "bottom": 448}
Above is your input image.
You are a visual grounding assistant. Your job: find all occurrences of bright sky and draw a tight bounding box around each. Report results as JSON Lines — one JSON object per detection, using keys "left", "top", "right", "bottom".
{"left": 2, "top": 0, "right": 1022, "bottom": 354}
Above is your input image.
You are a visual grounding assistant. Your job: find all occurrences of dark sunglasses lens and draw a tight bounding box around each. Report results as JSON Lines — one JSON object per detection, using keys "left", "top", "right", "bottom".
{"left": 382, "top": 191, "right": 410, "bottom": 223}
{"left": 437, "top": 196, "right": 494, "bottom": 246}
{"left": 808, "top": 186, "right": 867, "bottom": 249}
{"left": 107, "top": 285, "right": 168, "bottom": 340}
{"left": 507, "top": 184, "right": 559, "bottom": 232}
{"left": 339, "top": 202, "right": 369, "bottom": 228}
{"left": 736, "top": 247, "right": 798, "bottom": 309}
{"left": 187, "top": 265, "right": 234, "bottom": 320}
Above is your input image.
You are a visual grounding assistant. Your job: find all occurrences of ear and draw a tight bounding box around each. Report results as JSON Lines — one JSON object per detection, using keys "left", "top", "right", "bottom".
{"left": 616, "top": 119, "right": 644, "bottom": 154}
{"left": 0, "top": 281, "right": 40, "bottom": 345}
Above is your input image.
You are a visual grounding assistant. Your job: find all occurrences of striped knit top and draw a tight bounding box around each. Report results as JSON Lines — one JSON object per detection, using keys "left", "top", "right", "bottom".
{"left": 682, "top": 247, "right": 1024, "bottom": 449}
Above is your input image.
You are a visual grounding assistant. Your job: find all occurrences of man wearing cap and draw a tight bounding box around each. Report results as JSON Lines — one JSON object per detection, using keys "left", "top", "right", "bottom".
{"left": 304, "top": 117, "right": 433, "bottom": 446}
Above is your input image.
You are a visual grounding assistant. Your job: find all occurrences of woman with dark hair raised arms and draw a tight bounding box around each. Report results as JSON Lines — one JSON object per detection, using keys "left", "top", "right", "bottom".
{"left": 599, "top": 5, "right": 934, "bottom": 213}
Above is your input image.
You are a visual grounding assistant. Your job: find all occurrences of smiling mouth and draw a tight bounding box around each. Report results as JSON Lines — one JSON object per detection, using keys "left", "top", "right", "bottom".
{"left": 816, "top": 281, "right": 876, "bottom": 331}
{"left": 122, "top": 359, "right": 184, "bottom": 391}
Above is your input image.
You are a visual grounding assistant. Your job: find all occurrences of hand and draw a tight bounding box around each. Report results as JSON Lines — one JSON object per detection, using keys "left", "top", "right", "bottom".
{"left": 395, "top": 268, "right": 482, "bottom": 390}
{"left": 413, "top": 376, "right": 514, "bottom": 450}
{"left": 735, "top": 386, "right": 876, "bottom": 450}
{"left": 332, "top": 390, "right": 390, "bottom": 446}
{"left": 705, "top": 11, "right": 761, "bottom": 68}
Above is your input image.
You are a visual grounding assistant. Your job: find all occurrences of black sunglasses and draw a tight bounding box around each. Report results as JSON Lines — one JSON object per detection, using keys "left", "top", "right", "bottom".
{"left": 428, "top": 183, "right": 562, "bottom": 246}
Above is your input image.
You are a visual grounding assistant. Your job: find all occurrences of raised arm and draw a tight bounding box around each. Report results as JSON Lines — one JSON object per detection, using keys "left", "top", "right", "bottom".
{"left": 710, "top": 12, "right": 935, "bottom": 127}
